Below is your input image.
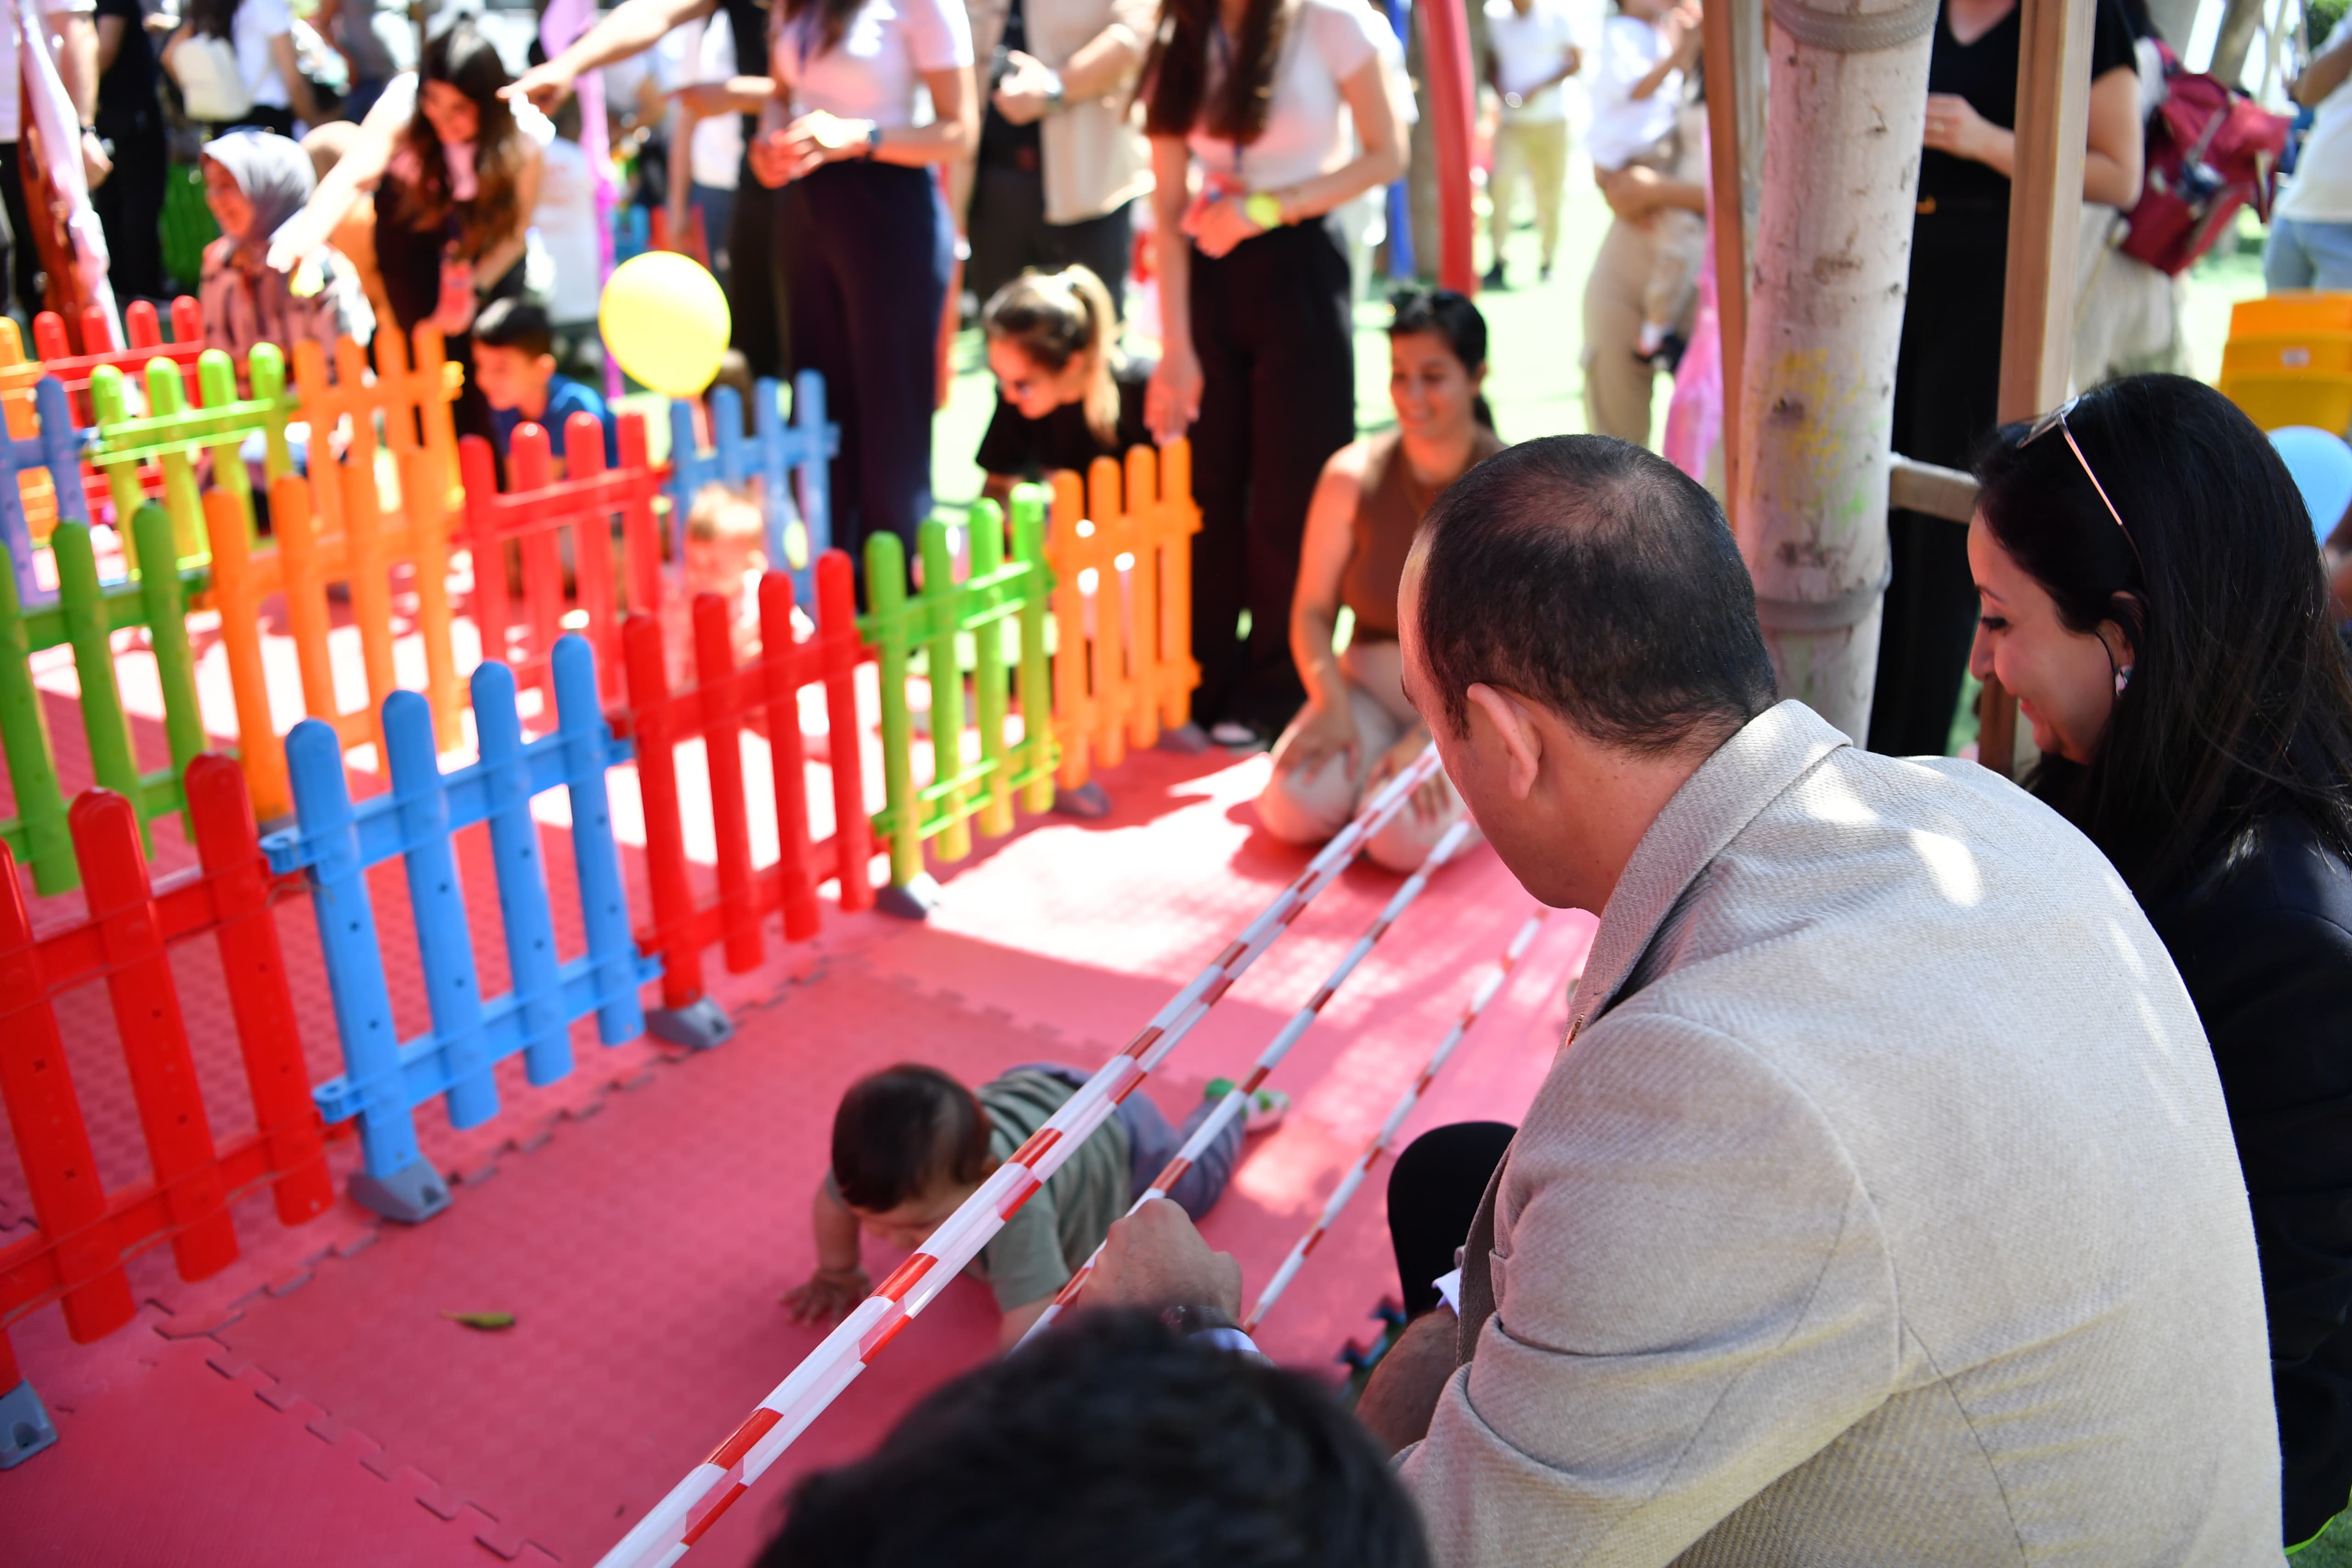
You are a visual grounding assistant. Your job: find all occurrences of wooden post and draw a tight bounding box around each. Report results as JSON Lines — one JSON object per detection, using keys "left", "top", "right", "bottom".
{"left": 1979, "top": 0, "right": 2093, "bottom": 776}
{"left": 1733, "top": 0, "right": 1937, "bottom": 743}
{"left": 1700, "top": 0, "right": 1765, "bottom": 514}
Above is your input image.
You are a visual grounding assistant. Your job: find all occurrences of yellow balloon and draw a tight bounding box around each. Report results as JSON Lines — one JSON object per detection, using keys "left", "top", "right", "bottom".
{"left": 599, "top": 252, "right": 732, "bottom": 397}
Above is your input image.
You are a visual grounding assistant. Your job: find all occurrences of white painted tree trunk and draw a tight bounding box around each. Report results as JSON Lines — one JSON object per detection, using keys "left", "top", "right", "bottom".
{"left": 1732, "top": 8, "right": 1934, "bottom": 743}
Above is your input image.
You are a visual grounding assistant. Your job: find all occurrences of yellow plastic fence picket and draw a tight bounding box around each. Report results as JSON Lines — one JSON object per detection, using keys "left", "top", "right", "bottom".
{"left": 85, "top": 348, "right": 293, "bottom": 570}
{"left": 1046, "top": 439, "right": 1201, "bottom": 790}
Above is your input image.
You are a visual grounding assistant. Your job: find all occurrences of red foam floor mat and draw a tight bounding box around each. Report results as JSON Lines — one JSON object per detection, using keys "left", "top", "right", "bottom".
{"left": 5, "top": 608, "right": 1594, "bottom": 1564}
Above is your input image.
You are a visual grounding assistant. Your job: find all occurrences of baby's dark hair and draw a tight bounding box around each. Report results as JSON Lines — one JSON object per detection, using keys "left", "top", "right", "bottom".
{"left": 831, "top": 1065, "right": 995, "bottom": 1211}
{"left": 473, "top": 297, "right": 555, "bottom": 358}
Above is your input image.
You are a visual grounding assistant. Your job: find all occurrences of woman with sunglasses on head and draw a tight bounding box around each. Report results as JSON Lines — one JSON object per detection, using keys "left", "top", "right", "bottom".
{"left": 1969, "top": 373, "right": 2352, "bottom": 1553}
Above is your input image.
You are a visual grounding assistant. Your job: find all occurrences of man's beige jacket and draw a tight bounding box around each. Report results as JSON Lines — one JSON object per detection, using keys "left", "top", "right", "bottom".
{"left": 1401, "top": 700, "right": 2283, "bottom": 1565}
{"left": 963, "top": 0, "right": 1153, "bottom": 226}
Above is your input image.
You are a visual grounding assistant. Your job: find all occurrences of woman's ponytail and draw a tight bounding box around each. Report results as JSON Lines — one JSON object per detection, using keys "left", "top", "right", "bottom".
{"left": 981, "top": 263, "right": 1125, "bottom": 448}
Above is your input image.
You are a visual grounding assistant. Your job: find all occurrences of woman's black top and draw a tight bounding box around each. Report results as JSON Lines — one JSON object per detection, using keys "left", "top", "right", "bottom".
{"left": 976, "top": 355, "right": 1154, "bottom": 479}
{"left": 2140, "top": 810, "right": 2352, "bottom": 1545}
{"left": 94, "top": 0, "right": 162, "bottom": 151}
{"left": 1917, "top": 0, "right": 2137, "bottom": 208}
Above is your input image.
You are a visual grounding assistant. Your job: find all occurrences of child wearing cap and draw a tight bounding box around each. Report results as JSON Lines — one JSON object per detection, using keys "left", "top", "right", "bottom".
{"left": 784, "top": 1063, "right": 1284, "bottom": 1347}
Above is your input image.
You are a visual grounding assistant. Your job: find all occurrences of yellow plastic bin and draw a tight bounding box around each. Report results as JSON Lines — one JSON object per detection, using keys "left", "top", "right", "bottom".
{"left": 2221, "top": 294, "right": 2352, "bottom": 433}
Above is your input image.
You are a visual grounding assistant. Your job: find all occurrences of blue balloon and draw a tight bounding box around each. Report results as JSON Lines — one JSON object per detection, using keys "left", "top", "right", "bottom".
{"left": 2271, "top": 425, "right": 2352, "bottom": 546}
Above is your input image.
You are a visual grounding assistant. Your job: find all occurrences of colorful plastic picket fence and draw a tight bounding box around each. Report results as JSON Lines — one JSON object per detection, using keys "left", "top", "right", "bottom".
{"left": 459, "top": 412, "right": 665, "bottom": 710}
{"left": 0, "top": 375, "right": 89, "bottom": 606}
{"left": 665, "top": 372, "right": 837, "bottom": 598}
{"left": 861, "top": 502, "right": 1055, "bottom": 895}
{"left": 262, "top": 636, "right": 654, "bottom": 1223}
{"left": 86, "top": 347, "right": 293, "bottom": 570}
{"left": 284, "top": 325, "right": 464, "bottom": 514}
{"left": 0, "top": 755, "right": 330, "bottom": 1457}
{"left": 613, "top": 553, "right": 875, "bottom": 1047}
{"left": 1046, "top": 441, "right": 1201, "bottom": 788}
{"left": 0, "top": 506, "right": 209, "bottom": 894}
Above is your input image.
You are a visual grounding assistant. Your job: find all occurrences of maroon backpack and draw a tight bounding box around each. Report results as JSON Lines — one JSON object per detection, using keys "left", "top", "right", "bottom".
{"left": 2120, "top": 42, "right": 2293, "bottom": 277}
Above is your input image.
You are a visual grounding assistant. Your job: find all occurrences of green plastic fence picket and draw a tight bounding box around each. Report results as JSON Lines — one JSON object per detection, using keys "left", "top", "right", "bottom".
{"left": 0, "top": 504, "right": 209, "bottom": 893}
{"left": 85, "top": 346, "right": 291, "bottom": 569}
{"left": 860, "top": 495, "right": 1056, "bottom": 889}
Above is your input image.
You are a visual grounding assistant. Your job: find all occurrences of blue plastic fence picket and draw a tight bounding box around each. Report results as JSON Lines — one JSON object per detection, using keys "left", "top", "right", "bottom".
{"left": 0, "top": 377, "right": 90, "bottom": 606}
{"left": 667, "top": 371, "right": 837, "bottom": 600}
{"left": 261, "top": 634, "right": 658, "bottom": 1223}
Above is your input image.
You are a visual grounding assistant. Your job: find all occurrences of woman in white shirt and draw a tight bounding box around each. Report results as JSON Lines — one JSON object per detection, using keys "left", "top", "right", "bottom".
{"left": 1140, "top": 0, "right": 1408, "bottom": 745}
{"left": 751, "top": 0, "right": 977, "bottom": 572}
{"left": 168, "top": 0, "right": 320, "bottom": 136}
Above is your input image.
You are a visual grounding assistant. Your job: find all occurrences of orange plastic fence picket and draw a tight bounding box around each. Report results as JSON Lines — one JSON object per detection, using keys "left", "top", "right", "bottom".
{"left": 0, "top": 756, "right": 328, "bottom": 1378}
{"left": 613, "top": 554, "right": 874, "bottom": 1019}
{"left": 1047, "top": 440, "right": 1202, "bottom": 789}
{"left": 461, "top": 411, "right": 666, "bottom": 708}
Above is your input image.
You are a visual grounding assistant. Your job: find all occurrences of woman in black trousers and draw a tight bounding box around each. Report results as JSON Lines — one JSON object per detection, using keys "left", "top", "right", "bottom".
{"left": 753, "top": 0, "right": 975, "bottom": 577}
{"left": 1141, "top": 0, "right": 1407, "bottom": 744}
{"left": 1867, "top": 0, "right": 2140, "bottom": 756}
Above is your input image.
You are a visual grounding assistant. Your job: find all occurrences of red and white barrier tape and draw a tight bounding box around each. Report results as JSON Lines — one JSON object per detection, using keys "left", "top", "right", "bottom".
{"left": 595, "top": 744, "right": 1447, "bottom": 1568}
{"left": 1242, "top": 905, "right": 1552, "bottom": 1333}
{"left": 1018, "top": 814, "right": 1481, "bottom": 1345}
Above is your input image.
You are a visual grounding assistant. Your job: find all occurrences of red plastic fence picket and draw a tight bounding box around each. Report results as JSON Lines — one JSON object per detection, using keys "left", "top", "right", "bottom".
{"left": 613, "top": 553, "right": 875, "bottom": 1031}
{"left": 33, "top": 297, "right": 208, "bottom": 428}
{"left": 461, "top": 411, "right": 665, "bottom": 710}
{"left": 0, "top": 754, "right": 330, "bottom": 1374}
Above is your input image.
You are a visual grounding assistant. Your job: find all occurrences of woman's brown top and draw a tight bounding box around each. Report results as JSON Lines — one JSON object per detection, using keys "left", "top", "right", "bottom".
{"left": 1340, "top": 426, "right": 1506, "bottom": 640}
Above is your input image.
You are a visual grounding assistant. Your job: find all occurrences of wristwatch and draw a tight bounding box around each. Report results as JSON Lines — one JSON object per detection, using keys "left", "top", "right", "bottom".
{"left": 862, "top": 122, "right": 882, "bottom": 158}
{"left": 1042, "top": 66, "right": 1066, "bottom": 113}
{"left": 1161, "top": 1302, "right": 1265, "bottom": 1356}
{"left": 1244, "top": 191, "right": 1284, "bottom": 230}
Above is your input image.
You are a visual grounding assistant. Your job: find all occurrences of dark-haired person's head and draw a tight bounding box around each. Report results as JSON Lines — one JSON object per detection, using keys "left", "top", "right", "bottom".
{"left": 1969, "top": 372, "right": 2352, "bottom": 896}
{"left": 1400, "top": 436, "right": 1778, "bottom": 911}
{"left": 1388, "top": 289, "right": 1494, "bottom": 439}
{"left": 757, "top": 1310, "right": 1430, "bottom": 1568}
{"left": 471, "top": 299, "right": 560, "bottom": 416}
{"left": 829, "top": 1064, "right": 997, "bottom": 1251}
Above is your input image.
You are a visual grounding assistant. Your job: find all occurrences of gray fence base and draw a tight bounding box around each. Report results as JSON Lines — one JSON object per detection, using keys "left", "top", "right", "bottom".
{"left": 351, "top": 1162, "right": 454, "bottom": 1224}
{"left": 647, "top": 997, "right": 734, "bottom": 1050}
{"left": 0, "top": 1379, "right": 57, "bottom": 1468}
{"left": 876, "top": 873, "right": 942, "bottom": 920}
{"left": 1157, "top": 722, "right": 1211, "bottom": 755}
{"left": 1053, "top": 781, "right": 1112, "bottom": 819}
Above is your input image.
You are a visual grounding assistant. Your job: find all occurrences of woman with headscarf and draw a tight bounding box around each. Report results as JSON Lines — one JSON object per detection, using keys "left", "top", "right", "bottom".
{"left": 198, "top": 129, "right": 374, "bottom": 364}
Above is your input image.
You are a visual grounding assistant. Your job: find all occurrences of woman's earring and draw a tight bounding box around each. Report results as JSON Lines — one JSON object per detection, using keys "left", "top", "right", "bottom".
{"left": 2114, "top": 663, "right": 2133, "bottom": 697}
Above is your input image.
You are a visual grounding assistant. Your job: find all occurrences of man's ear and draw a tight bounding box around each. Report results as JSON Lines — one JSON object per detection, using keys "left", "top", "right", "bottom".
{"left": 1465, "top": 682, "right": 1543, "bottom": 799}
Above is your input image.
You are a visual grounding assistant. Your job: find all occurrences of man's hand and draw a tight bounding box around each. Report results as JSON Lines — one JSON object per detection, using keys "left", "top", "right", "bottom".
{"left": 1086, "top": 1197, "right": 1243, "bottom": 1318}
{"left": 1366, "top": 726, "right": 1446, "bottom": 823}
{"left": 1355, "top": 1308, "right": 1461, "bottom": 1454}
{"left": 993, "top": 49, "right": 1061, "bottom": 125}
{"left": 781, "top": 1263, "right": 871, "bottom": 1325}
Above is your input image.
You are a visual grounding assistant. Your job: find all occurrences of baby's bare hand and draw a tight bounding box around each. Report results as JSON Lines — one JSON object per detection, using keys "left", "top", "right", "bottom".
{"left": 781, "top": 1267, "right": 870, "bottom": 1325}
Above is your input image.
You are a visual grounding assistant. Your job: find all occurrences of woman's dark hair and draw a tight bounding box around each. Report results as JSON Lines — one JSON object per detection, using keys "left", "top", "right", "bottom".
{"left": 184, "top": 0, "right": 241, "bottom": 40}
{"left": 1973, "top": 373, "right": 2352, "bottom": 898}
{"left": 1142, "top": 0, "right": 1297, "bottom": 144}
{"left": 393, "top": 22, "right": 528, "bottom": 261}
{"left": 1390, "top": 287, "right": 1495, "bottom": 432}
{"left": 830, "top": 1064, "right": 994, "bottom": 1211}
{"left": 780, "top": 0, "right": 871, "bottom": 58}
{"left": 762, "top": 1310, "right": 1431, "bottom": 1568}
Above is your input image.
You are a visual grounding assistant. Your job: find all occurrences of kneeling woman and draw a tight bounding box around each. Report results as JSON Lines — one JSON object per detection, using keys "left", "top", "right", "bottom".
{"left": 1968, "top": 373, "right": 2352, "bottom": 1552}
{"left": 976, "top": 263, "right": 1153, "bottom": 512}
{"left": 1256, "top": 290, "right": 1501, "bottom": 871}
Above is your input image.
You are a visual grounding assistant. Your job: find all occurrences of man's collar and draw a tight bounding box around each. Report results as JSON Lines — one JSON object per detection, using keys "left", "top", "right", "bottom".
{"left": 1566, "top": 700, "right": 1849, "bottom": 1040}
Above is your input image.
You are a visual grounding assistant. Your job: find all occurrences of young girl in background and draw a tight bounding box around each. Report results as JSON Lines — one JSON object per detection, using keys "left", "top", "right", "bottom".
{"left": 270, "top": 22, "right": 550, "bottom": 440}
{"left": 199, "top": 130, "right": 374, "bottom": 366}
{"left": 975, "top": 264, "right": 1153, "bottom": 511}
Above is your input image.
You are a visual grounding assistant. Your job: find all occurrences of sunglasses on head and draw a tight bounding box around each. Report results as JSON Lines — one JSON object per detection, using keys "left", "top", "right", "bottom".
{"left": 2019, "top": 397, "right": 2139, "bottom": 557}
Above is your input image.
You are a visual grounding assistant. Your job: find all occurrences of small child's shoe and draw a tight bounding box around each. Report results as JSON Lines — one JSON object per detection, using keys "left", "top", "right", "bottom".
{"left": 1206, "top": 1079, "right": 1291, "bottom": 1134}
